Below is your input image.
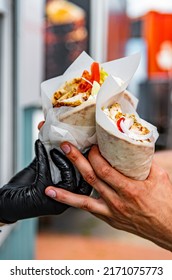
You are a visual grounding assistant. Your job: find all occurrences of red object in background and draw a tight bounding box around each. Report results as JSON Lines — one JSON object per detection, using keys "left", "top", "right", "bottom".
{"left": 142, "top": 11, "right": 172, "bottom": 78}
{"left": 107, "top": 13, "right": 130, "bottom": 61}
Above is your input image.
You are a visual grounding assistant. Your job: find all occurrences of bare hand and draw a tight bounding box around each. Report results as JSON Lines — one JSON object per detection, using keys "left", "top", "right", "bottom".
{"left": 45, "top": 143, "right": 172, "bottom": 252}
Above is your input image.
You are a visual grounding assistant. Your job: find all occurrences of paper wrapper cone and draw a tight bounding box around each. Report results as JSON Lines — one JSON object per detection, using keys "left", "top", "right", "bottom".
{"left": 39, "top": 106, "right": 96, "bottom": 183}
{"left": 39, "top": 51, "right": 142, "bottom": 183}
{"left": 96, "top": 75, "right": 159, "bottom": 181}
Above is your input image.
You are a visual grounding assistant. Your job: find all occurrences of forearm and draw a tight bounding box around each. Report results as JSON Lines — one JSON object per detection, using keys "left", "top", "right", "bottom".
{"left": 133, "top": 216, "right": 172, "bottom": 252}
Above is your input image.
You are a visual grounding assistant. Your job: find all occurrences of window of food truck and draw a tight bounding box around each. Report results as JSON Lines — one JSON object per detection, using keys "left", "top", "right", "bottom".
{"left": 44, "top": 0, "right": 91, "bottom": 79}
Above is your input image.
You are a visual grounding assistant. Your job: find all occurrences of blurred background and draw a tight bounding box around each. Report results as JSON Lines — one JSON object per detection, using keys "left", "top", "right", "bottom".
{"left": 0, "top": 0, "right": 172, "bottom": 260}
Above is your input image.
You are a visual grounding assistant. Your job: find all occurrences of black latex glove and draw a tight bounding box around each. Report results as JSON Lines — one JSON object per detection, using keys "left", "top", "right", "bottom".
{"left": 0, "top": 140, "right": 92, "bottom": 224}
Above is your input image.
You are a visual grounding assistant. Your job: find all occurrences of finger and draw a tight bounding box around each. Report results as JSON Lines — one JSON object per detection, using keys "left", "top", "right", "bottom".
{"left": 38, "top": 121, "right": 45, "bottom": 130}
{"left": 35, "top": 139, "right": 51, "bottom": 179}
{"left": 50, "top": 148, "right": 76, "bottom": 185}
{"left": 45, "top": 187, "right": 111, "bottom": 216}
{"left": 60, "top": 142, "right": 93, "bottom": 175}
{"left": 60, "top": 142, "right": 118, "bottom": 200}
{"left": 88, "top": 145, "right": 135, "bottom": 192}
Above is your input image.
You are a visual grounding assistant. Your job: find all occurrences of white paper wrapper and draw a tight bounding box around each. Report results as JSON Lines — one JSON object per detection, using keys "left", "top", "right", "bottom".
{"left": 96, "top": 74, "right": 159, "bottom": 180}
{"left": 39, "top": 51, "right": 142, "bottom": 183}
{"left": 39, "top": 107, "right": 96, "bottom": 182}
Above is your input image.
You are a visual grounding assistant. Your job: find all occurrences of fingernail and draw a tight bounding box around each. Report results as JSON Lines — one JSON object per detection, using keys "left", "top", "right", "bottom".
{"left": 61, "top": 143, "right": 71, "bottom": 154}
{"left": 46, "top": 189, "right": 56, "bottom": 198}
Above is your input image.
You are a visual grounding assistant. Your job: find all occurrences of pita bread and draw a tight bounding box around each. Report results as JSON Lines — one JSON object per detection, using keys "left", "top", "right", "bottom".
{"left": 96, "top": 123, "right": 154, "bottom": 180}
{"left": 59, "top": 99, "right": 96, "bottom": 126}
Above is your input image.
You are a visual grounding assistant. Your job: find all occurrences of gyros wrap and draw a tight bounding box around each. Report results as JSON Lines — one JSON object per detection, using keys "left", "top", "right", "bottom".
{"left": 96, "top": 75, "right": 159, "bottom": 180}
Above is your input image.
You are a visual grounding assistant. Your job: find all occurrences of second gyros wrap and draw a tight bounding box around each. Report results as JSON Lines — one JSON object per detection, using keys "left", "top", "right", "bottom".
{"left": 96, "top": 75, "right": 159, "bottom": 180}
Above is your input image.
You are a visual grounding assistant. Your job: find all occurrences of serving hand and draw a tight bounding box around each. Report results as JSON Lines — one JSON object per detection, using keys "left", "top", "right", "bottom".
{"left": 0, "top": 140, "right": 92, "bottom": 224}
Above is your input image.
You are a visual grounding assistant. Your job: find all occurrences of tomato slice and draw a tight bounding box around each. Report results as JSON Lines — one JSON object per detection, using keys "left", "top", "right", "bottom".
{"left": 117, "top": 117, "right": 125, "bottom": 132}
{"left": 82, "top": 70, "right": 92, "bottom": 81}
{"left": 91, "top": 62, "right": 100, "bottom": 83}
{"left": 77, "top": 70, "right": 92, "bottom": 93}
{"left": 77, "top": 62, "right": 100, "bottom": 93}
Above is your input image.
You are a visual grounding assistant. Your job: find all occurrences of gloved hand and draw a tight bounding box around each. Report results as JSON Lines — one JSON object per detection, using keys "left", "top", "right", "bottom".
{"left": 0, "top": 140, "right": 92, "bottom": 224}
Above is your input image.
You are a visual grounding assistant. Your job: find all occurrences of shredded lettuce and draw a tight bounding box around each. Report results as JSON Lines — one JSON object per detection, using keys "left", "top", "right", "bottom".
{"left": 100, "top": 68, "right": 108, "bottom": 84}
